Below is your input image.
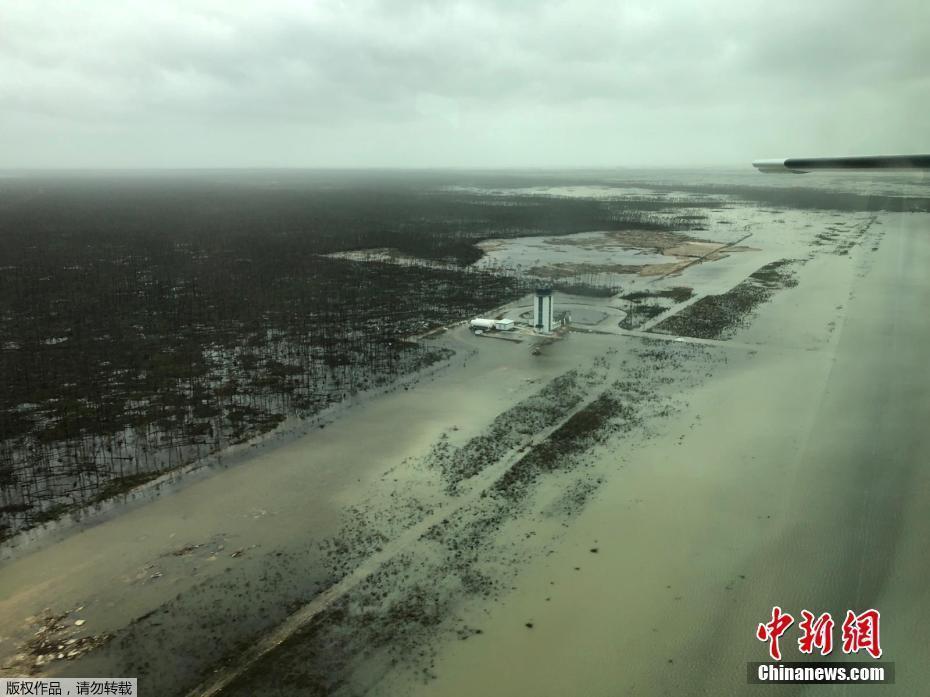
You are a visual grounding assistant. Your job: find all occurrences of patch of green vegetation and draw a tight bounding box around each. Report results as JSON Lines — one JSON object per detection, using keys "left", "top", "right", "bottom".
{"left": 550, "top": 282, "right": 617, "bottom": 297}
{"left": 748, "top": 259, "right": 799, "bottom": 288}
{"left": 494, "top": 391, "right": 628, "bottom": 502}
{"left": 621, "top": 286, "right": 694, "bottom": 303}
{"left": 651, "top": 260, "right": 799, "bottom": 339}
{"left": 437, "top": 371, "right": 586, "bottom": 490}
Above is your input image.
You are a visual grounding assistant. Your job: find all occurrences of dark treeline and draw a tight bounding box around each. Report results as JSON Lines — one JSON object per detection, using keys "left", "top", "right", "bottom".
{"left": 0, "top": 172, "right": 714, "bottom": 264}
{"left": 0, "top": 174, "right": 704, "bottom": 538}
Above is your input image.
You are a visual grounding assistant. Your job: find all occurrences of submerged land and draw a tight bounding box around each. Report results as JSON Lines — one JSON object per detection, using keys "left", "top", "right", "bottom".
{"left": 1, "top": 169, "right": 929, "bottom": 695}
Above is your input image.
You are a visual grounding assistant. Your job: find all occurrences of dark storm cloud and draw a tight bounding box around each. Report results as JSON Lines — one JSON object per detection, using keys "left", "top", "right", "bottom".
{"left": 1, "top": 0, "right": 928, "bottom": 167}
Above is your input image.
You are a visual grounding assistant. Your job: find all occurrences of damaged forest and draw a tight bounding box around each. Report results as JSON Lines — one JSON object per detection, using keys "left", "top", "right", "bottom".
{"left": 0, "top": 172, "right": 710, "bottom": 539}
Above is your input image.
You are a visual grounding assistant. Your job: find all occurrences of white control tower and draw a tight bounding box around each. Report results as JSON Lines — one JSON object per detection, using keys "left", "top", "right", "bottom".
{"left": 533, "top": 288, "right": 554, "bottom": 333}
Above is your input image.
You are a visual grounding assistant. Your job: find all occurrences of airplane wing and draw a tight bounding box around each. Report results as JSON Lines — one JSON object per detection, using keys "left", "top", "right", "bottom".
{"left": 753, "top": 154, "right": 930, "bottom": 173}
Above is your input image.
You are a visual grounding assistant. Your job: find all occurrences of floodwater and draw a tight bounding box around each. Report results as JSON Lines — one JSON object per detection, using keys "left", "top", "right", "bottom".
{"left": 473, "top": 199, "right": 880, "bottom": 300}
{"left": 376, "top": 212, "right": 930, "bottom": 696}
{"left": 0, "top": 304, "right": 621, "bottom": 693}
{"left": 2, "top": 172, "right": 929, "bottom": 696}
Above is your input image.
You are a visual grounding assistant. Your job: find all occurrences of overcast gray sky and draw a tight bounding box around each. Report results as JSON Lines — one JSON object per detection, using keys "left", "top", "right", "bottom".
{"left": 2, "top": 0, "right": 928, "bottom": 168}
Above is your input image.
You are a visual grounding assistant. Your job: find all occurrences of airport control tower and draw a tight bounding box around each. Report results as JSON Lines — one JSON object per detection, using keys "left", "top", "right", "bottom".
{"left": 533, "top": 288, "right": 554, "bottom": 333}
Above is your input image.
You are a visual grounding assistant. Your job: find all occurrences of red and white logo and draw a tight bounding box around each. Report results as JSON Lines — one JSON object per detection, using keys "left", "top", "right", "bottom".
{"left": 756, "top": 607, "right": 882, "bottom": 660}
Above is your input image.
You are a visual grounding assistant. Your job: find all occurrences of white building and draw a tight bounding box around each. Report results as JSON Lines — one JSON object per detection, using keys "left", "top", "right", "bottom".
{"left": 533, "top": 288, "right": 554, "bottom": 333}
{"left": 494, "top": 319, "right": 515, "bottom": 331}
{"left": 471, "top": 317, "right": 516, "bottom": 332}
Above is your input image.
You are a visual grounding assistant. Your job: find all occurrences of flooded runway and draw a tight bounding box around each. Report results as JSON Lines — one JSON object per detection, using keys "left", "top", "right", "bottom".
{"left": 377, "top": 212, "right": 930, "bottom": 696}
